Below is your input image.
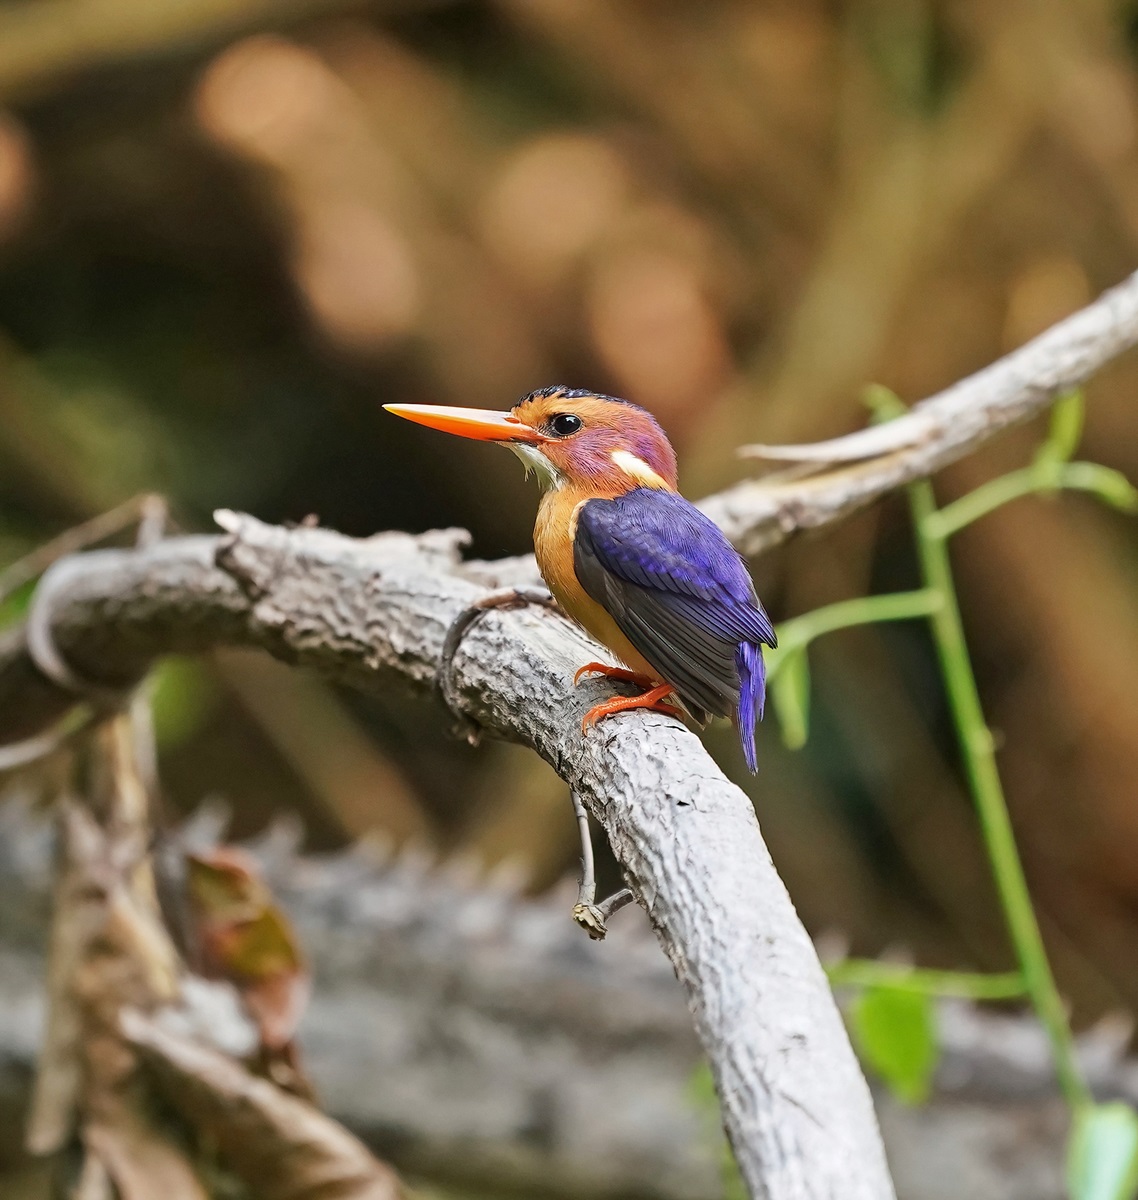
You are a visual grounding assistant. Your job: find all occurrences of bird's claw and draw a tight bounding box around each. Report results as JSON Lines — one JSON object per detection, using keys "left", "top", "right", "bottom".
{"left": 580, "top": 686, "right": 682, "bottom": 733}
{"left": 573, "top": 661, "right": 657, "bottom": 688}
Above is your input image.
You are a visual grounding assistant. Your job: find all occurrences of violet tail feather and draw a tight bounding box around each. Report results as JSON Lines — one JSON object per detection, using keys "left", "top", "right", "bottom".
{"left": 736, "top": 641, "right": 766, "bottom": 773}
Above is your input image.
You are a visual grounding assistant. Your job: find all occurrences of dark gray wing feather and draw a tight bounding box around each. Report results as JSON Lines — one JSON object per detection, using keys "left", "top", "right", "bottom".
{"left": 572, "top": 490, "right": 775, "bottom": 722}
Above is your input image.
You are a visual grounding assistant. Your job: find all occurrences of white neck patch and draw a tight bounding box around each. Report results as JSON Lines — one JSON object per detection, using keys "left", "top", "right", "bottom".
{"left": 510, "top": 443, "right": 564, "bottom": 490}
{"left": 611, "top": 449, "right": 669, "bottom": 489}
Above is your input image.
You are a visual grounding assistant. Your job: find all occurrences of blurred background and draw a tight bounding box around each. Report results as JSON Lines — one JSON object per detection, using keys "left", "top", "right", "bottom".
{"left": 1, "top": 0, "right": 1138, "bottom": 1160}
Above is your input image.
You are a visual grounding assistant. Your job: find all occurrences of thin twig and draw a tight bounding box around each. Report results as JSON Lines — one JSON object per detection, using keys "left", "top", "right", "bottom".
{"left": 571, "top": 789, "right": 596, "bottom": 906}
{"left": 568, "top": 787, "right": 631, "bottom": 939}
{"left": 0, "top": 707, "right": 99, "bottom": 774}
{"left": 0, "top": 492, "right": 164, "bottom": 605}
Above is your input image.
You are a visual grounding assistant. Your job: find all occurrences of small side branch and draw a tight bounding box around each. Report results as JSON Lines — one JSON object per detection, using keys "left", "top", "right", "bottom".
{"left": 569, "top": 787, "right": 633, "bottom": 939}
{"left": 705, "top": 267, "right": 1138, "bottom": 554}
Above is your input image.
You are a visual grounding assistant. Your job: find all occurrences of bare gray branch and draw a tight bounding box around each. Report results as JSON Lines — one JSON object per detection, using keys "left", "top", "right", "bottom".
{"left": 0, "top": 517, "right": 892, "bottom": 1199}
{"left": 703, "top": 266, "right": 1138, "bottom": 554}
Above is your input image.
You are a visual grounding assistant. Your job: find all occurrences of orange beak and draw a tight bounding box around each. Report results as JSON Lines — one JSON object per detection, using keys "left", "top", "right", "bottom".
{"left": 383, "top": 403, "right": 547, "bottom": 443}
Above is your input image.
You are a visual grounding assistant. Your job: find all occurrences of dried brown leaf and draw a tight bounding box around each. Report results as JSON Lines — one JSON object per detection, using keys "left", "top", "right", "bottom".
{"left": 29, "top": 715, "right": 197, "bottom": 1195}
{"left": 187, "top": 847, "right": 310, "bottom": 1051}
{"left": 85, "top": 1104, "right": 208, "bottom": 1200}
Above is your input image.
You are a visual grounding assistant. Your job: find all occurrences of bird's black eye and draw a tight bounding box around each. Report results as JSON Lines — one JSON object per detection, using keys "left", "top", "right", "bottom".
{"left": 550, "top": 413, "right": 582, "bottom": 437}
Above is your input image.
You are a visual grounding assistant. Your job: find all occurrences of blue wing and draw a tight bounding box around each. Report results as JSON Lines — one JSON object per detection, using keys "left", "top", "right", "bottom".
{"left": 573, "top": 489, "right": 775, "bottom": 766}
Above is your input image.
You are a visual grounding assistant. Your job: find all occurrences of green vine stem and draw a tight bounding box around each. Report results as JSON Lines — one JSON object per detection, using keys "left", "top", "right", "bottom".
{"left": 910, "top": 476, "right": 1091, "bottom": 1111}
{"left": 769, "top": 388, "right": 1130, "bottom": 1117}
{"left": 768, "top": 589, "right": 942, "bottom": 678}
{"left": 924, "top": 460, "right": 1138, "bottom": 540}
{"left": 826, "top": 959, "right": 1026, "bottom": 1000}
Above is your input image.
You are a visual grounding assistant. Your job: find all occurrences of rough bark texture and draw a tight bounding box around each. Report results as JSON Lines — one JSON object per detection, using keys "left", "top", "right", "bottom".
{"left": 4, "top": 270, "right": 1138, "bottom": 1197}
{"left": 0, "top": 518, "right": 893, "bottom": 1199}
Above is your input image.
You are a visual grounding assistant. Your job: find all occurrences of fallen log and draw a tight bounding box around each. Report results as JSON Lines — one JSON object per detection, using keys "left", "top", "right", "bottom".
{"left": 0, "top": 800, "right": 1133, "bottom": 1200}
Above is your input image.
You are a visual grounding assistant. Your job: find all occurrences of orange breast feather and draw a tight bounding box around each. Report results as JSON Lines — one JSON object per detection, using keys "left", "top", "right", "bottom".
{"left": 534, "top": 488, "right": 659, "bottom": 682}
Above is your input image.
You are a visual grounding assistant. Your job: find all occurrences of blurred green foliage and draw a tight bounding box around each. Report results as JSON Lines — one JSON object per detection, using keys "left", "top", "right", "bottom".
{"left": 1068, "top": 1104, "right": 1138, "bottom": 1200}
{"left": 150, "top": 656, "right": 219, "bottom": 749}
{"left": 4, "top": 3, "right": 1138, "bottom": 1192}
{"left": 850, "top": 986, "right": 938, "bottom": 1105}
{"left": 688, "top": 1062, "right": 747, "bottom": 1200}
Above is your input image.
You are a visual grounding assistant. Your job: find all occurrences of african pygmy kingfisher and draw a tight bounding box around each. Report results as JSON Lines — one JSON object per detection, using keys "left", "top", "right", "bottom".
{"left": 384, "top": 387, "right": 776, "bottom": 771}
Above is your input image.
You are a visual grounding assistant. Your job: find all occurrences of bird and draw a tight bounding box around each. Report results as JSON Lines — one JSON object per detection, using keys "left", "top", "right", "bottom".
{"left": 384, "top": 386, "right": 776, "bottom": 771}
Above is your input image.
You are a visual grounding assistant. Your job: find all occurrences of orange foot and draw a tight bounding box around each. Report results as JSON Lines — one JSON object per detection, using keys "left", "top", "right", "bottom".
{"left": 573, "top": 660, "right": 658, "bottom": 688}
{"left": 581, "top": 685, "right": 683, "bottom": 733}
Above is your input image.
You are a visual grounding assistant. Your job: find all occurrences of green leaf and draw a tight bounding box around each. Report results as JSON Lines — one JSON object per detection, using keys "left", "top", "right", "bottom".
{"left": 769, "top": 647, "right": 810, "bottom": 750}
{"left": 150, "top": 657, "right": 218, "bottom": 749}
{"left": 850, "top": 985, "right": 938, "bottom": 1105}
{"left": 1068, "top": 1103, "right": 1138, "bottom": 1200}
{"left": 1035, "top": 390, "right": 1085, "bottom": 467}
